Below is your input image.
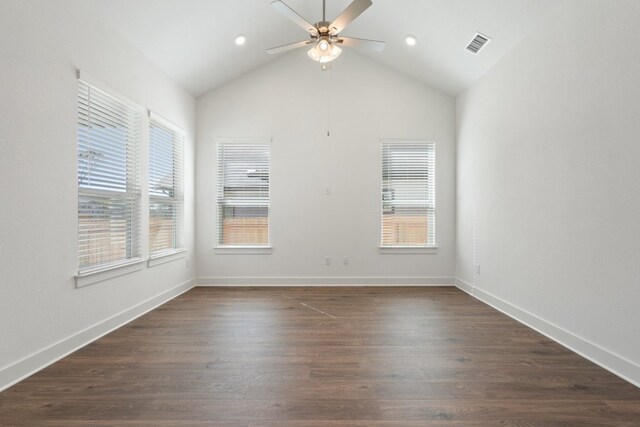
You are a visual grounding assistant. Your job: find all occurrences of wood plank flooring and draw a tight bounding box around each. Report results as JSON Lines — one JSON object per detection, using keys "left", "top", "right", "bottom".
{"left": 1, "top": 287, "right": 640, "bottom": 426}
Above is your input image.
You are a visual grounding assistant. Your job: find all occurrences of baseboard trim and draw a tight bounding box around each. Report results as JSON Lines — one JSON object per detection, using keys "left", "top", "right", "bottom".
{"left": 454, "top": 278, "right": 640, "bottom": 388}
{"left": 196, "top": 277, "right": 455, "bottom": 286}
{"left": 0, "top": 278, "right": 195, "bottom": 392}
{"left": 454, "top": 277, "right": 474, "bottom": 294}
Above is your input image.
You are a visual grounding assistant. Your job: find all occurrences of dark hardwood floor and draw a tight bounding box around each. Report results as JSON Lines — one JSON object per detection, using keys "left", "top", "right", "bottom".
{"left": 1, "top": 287, "right": 640, "bottom": 426}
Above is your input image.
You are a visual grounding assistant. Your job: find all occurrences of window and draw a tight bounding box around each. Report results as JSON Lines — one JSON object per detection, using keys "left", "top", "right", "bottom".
{"left": 381, "top": 140, "right": 435, "bottom": 247}
{"left": 216, "top": 141, "right": 270, "bottom": 247}
{"left": 149, "top": 114, "right": 185, "bottom": 256}
{"left": 77, "top": 80, "right": 142, "bottom": 272}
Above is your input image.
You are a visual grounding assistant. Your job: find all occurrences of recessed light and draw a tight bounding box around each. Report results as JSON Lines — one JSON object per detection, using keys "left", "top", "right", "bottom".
{"left": 405, "top": 35, "right": 417, "bottom": 46}
{"left": 234, "top": 35, "right": 246, "bottom": 46}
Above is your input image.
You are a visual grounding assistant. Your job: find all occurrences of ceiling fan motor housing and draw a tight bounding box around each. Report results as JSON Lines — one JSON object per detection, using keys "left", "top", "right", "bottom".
{"left": 314, "top": 21, "right": 333, "bottom": 36}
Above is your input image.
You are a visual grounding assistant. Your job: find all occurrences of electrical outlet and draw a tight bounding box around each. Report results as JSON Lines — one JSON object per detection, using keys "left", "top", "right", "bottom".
{"left": 343, "top": 256, "right": 349, "bottom": 265}
{"left": 325, "top": 186, "right": 331, "bottom": 195}
{"left": 476, "top": 264, "right": 480, "bottom": 274}
{"left": 325, "top": 256, "right": 331, "bottom": 265}
{"left": 186, "top": 258, "right": 191, "bottom": 269}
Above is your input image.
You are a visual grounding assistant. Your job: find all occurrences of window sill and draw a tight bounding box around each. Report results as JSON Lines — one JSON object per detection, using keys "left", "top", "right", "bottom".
{"left": 148, "top": 249, "right": 186, "bottom": 268}
{"left": 214, "top": 246, "right": 273, "bottom": 255}
{"left": 75, "top": 258, "right": 145, "bottom": 288}
{"left": 379, "top": 246, "right": 438, "bottom": 254}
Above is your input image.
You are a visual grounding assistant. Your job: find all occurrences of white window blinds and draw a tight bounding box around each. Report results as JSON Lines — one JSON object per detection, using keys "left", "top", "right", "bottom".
{"left": 381, "top": 141, "right": 435, "bottom": 247}
{"left": 149, "top": 115, "right": 185, "bottom": 256}
{"left": 77, "top": 80, "right": 142, "bottom": 272}
{"left": 217, "top": 142, "right": 270, "bottom": 246}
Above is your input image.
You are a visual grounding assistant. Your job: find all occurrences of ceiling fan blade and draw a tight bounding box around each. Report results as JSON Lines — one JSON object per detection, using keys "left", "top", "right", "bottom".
{"left": 338, "top": 36, "right": 385, "bottom": 52}
{"left": 270, "top": 1, "right": 318, "bottom": 35}
{"left": 329, "top": 0, "right": 372, "bottom": 34}
{"left": 266, "top": 40, "right": 312, "bottom": 55}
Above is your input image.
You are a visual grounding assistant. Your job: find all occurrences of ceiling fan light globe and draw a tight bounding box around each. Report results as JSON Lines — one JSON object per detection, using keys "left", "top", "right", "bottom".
{"left": 319, "top": 40, "right": 329, "bottom": 51}
{"left": 307, "top": 43, "right": 342, "bottom": 63}
{"left": 330, "top": 44, "right": 342, "bottom": 59}
{"left": 307, "top": 46, "right": 321, "bottom": 62}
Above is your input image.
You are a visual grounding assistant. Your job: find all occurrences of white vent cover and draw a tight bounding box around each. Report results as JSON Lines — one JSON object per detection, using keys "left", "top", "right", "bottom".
{"left": 466, "top": 32, "right": 491, "bottom": 54}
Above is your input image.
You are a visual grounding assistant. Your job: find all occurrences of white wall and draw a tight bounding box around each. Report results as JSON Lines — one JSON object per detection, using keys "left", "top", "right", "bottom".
{"left": 456, "top": 0, "right": 640, "bottom": 385}
{"left": 0, "top": 0, "right": 195, "bottom": 389}
{"left": 196, "top": 50, "right": 456, "bottom": 284}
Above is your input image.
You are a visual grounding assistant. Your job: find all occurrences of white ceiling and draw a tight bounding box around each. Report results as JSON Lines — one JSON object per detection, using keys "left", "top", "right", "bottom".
{"left": 93, "top": 0, "right": 564, "bottom": 98}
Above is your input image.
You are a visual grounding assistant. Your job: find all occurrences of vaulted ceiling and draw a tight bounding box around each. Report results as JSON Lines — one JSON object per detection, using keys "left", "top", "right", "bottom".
{"left": 93, "top": 0, "right": 564, "bottom": 98}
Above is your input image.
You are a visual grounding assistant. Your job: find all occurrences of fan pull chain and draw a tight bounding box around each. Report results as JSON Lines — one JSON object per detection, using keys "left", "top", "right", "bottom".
{"left": 326, "top": 67, "right": 331, "bottom": 137}
{"left": 327, "top": 72, "right": 330, "bottom": 136}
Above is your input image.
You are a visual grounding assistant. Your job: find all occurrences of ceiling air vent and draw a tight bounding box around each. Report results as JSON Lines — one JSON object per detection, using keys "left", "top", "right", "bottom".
{"left": 466, "top": 32, "right": 491, "bottom": 54}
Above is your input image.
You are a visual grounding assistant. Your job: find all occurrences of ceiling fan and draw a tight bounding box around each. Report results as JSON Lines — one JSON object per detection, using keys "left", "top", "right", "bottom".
{"left": 266, "top": 0, "right": 385, "bottom": 68}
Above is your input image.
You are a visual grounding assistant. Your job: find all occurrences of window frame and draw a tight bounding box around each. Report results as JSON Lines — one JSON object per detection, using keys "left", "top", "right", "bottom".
{"left": 148, "top": 112, "right": 186, "bottom": 259}
{"left": 76, "top": 73, "right": 144, "bottom": 276}
{"left": 214, "top": 138, "right": 272, "bottom": 251}
{"left": 379, "top": 139, "right": 437, "bottom": 251}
